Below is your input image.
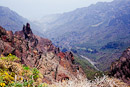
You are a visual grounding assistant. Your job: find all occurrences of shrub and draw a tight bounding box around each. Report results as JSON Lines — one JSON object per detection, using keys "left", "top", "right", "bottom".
{"left": 32, "top": 68, "right": 39, "bottom": 81}
{"left": 14, "top": 82, "right": 22, "bottom": 87}
{"left": 0, "top": 54, "right": 19, "bottom": 62}
{"left": 0, "top": 71, "right": 14, "bottom": 84}
{"left": 49, "top": 75, "right": 128, "bottom": 87}
{"left": 0, "top": 82, "right": 5, "bottom": 87}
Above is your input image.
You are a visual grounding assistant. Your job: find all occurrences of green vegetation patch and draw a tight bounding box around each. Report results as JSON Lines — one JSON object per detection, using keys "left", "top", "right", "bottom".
{"left": 74, "top": 54, "right": 104, "bottom": 80}
{"left": 0, "top": 54, "right": 48, "bottom": 87}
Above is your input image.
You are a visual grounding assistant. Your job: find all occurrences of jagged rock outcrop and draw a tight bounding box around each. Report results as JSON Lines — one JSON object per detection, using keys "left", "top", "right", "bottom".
{"left": 110, "top": 47, "right": 130, "bottom": 84}
{"left": 0, "top": 23, "right": 85, "bottom": 83}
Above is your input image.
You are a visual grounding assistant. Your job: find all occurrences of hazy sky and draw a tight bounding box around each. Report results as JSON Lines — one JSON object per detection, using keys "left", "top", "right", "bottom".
{"left": 0, "top": 0, "right": 113, "bottom": 20}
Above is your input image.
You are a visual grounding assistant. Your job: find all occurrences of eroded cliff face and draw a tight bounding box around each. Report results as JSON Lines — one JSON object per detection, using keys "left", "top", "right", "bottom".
{"left": 110, "top": 47, "right": 130, "bottom": 84}
{"left": 0, "top": 23, "right": 85, "bottom": 83}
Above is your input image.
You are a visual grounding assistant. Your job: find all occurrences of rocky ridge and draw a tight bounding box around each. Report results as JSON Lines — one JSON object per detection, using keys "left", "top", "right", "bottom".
{"left": 110, "top": 47, "right": 130, "bottom": 85}
{"left": 0, "top": 23, "right": 85, "bottom": 83}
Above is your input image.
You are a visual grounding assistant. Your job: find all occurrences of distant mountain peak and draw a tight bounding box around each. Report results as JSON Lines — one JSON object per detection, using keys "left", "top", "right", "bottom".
{"left": 0, "top": 6, "right": 44, "bottom": 37}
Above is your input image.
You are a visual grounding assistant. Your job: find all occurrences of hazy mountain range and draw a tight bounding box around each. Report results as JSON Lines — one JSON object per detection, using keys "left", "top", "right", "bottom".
{"left": 34, "top": 0, "right": 130, "bottom": 71}
{"left": 0, "top": 6, "right": 43, "bottom": 37}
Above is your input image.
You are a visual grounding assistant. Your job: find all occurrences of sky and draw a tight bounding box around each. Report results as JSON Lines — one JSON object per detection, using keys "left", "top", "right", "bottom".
{"left": 0, "top": 0, "right": 113, "bottom": 20}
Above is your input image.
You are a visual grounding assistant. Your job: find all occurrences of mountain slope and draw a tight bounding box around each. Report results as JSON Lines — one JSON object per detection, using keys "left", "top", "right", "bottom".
{"left": 0, "top": 6, "right": 26, "bottom": 32}
{"left": 36, "top": 0, "right": 130, "bottom": 71}
{"left": 0, "top": 6, "right": 43, "bottom": 36}
{"left": 110, "top": 47, "right": 130, "bottom": 85}
{"left": 0, "top": 23, "right": 86, "bottom": 83}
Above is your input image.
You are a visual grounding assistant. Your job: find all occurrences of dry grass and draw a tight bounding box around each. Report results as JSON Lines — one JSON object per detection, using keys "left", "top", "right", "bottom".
{"left": 49, "top": 75, "right": 128, "bottom": 87}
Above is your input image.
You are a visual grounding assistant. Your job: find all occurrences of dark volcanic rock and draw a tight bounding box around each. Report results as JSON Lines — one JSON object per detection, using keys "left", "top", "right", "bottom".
{"left": 110, "top": 47, "right": 130, "bottom": 84}
{"left": 23, "top": 23, "right": 33, "bottom": 39}
{"left": 0, "top": 23, "right": 85, "bottom": 83}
